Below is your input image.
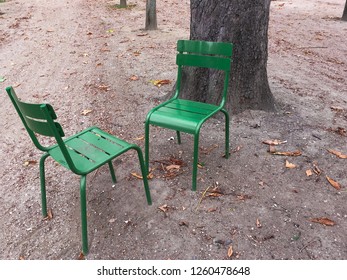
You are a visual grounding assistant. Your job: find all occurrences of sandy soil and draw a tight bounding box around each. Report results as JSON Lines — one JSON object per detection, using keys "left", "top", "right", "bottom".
{"left": 0, "top": 0, "right": 346, "bottom": 260}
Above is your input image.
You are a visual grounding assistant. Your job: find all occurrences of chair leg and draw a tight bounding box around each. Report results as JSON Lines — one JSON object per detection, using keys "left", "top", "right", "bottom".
{"left": 176, "top": 131, "right": 181, "bottom": 144}
{"left": 144, "top": 121, "right": 150, "bottom": 174}
{"left": 133, "top": 146, "right": 152, "bottom": 205}
{"left": 221, "top": 108, "right": 230, "bottom": 159}
{"left": 108, "top": 161, "right": 117, "bottom": 184}
{"left": 39, "top": 153, "right": 50, "bottom": 217}
{"left": 192, "top": 133, "right": 200, "bottom": 191}
{"left": 80, "top": 175, "right": 89, "bottom": 255}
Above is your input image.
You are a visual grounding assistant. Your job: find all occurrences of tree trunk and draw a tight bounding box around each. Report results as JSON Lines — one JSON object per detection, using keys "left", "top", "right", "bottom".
{"left": 145, "top": 0, "right": 157, "bottom": 30}
{"left": 119, "top": 0, "right": 127, "bottom": 8}
{"left": 342, "top": 1, "right": 347, "bottom": 21}
{"left": 180, "top": 0, "right": 275, "bottom": 114}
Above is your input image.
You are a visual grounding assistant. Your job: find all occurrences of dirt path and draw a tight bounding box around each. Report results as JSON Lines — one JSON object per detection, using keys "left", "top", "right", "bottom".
{"left": 0, "top": 0, "right": 346, "bottom": 260}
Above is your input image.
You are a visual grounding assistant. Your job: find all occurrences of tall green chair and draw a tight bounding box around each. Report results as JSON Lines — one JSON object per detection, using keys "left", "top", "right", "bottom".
{"left": 145, "top": 40, "right": 233, "bottom": 191}
{"left": 6, "top": 86, "right": 152, "bottom": 255}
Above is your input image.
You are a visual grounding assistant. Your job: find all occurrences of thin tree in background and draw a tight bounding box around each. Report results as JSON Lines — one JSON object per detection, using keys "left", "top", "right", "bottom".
{"left": 119, "top": 0, "right": 127, "bottom": 8}
{"left": 342, "top": 0, "right": 347, "bottom": 21}
{"left": 145, "top": 0, "right": 157, "bottom": 30}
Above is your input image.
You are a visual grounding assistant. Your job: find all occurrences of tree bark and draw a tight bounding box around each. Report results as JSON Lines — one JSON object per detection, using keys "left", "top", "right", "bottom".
{"left": 119, "top": 0, "right": 127, "bottom": 8}
{"left": 145, "top": 0, "right": 157, "bottom": 30}
{"left": 342, "top": 1, "right": 347, "bottom": 21}
{"left": 180, "top": 0, "right": 275, "bottom": 114}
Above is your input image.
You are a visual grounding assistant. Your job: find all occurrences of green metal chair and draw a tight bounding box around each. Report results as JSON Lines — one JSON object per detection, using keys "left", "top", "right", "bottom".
{"left": 6, "top": 86, "right": 152, "bottom": 255}
{"left": 145, "top": 40, "right": 233, "bottom": 191}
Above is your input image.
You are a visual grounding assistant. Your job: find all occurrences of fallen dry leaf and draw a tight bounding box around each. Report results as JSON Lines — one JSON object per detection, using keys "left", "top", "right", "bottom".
{"left": 81, "top": 109, "right": 93, "bottom": 116}
{"left": 327, "top": 149, "right": 347, "bottom": 159}
{"left": 269, "top": 147, "right": 302, "bottom": 156}
{"left": 256, "top": 218, "right": 262, "bottom": 228}
{"left": 97, "top": 84, "right": 109, "bottom": 91}
{"left": 158, "top": 204, "right": 169, "bottom": 212}
{"left": 131, "top": 172, "right": 154, "bottom": 180}
{"left": 262, "top": 139, "right": 287, "bottom": 145}
{"left": 285, "top": 160, "right": 296, "bottom": 169}
{"left": 330, "top": 106, "right": 344, "bottom": 112}
{"left": 237, "top": 194, "right": 252, "bottom": 201}
{"left": 150, "top": 79, "right": 171, "bottom": 87}
{"left": 47, "top": 208, "right": 53, "bottom": 220}
{"left": 268, "top": 145, "right": 277, "bottom": 153}
{"left": 23, "top": 160, "right": 38, "bottom": 166}
{"left": 326, "top": 175, "right": 341, "bottom": 190}
{"left": 78, "top": 252, "right": 85, "bottom": 260}
{"left": 166, "top": 164, "right": 181, "bottom": 171}
{"left": 169, "top": 157, "right": 185, "bottom": 166}
{"left": 227, "top": 245, "right": 233, "bottom": 258}
{"left": 207, "top": 207, "right": 217, "bottom": 212}
{"left": 43, "top": 208, "right": 53, "bottom": 221}
{"left": 312, "top": 163, "right": 322, "bottom": 175}
{"left": 311, "top": 217, "right": 336, "bottom": 226}
{"left": 100, "top": 48, "right": 111, "bottom": 52}
{"left": 206, "top": 186, "right": 224, "bottom": 197}
{"left": 306, "top": 169, "right": 313, "bottom": 176}
{"left": 130, "top": 75, "right": 139, "bottom": 81}
{"left": 130, "top": 172, "right": 142, "bottom": 179}
{"left": 179, "top": 221, "right": 189, "bottom": 227}
{"left": 206, "top": 192, "right": 223, "bottom": 198}
{"left": 330, "top": 127, "right": 347, "bottom": 136}
{"left": 133, "top": 135, "right": 144, "bottom": 141}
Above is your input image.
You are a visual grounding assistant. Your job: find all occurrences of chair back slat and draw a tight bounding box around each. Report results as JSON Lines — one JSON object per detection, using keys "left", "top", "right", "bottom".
{"left": 15, "top": 101, "right": 57, "bottom": 120}
{"left": 6, "top": 86, "right": 78, "bottom": 172}
{"left": 14, "top": 101, "right": 64, "bottom": 137}
{"left": 6, "top": 85, "right": 66, "bottom": 145}
{"left": 176, "top": 53, "right": 231, "bottom": 71}
{"left": 174, "top": 40, "right": 233, "bottom": 107}
{"left": 177, "top": 40, "right": 233, "bottom": 57}
{"left": 24, "top": 115, "right": 64, "bottom": 137}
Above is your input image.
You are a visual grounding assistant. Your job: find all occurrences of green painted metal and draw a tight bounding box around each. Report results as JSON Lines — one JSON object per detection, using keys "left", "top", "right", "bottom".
{"left": 6, "top": 86, "right": 152, "bottom": 255}
{"left": 145, "top": 40, "right": 233, "bottom": 191}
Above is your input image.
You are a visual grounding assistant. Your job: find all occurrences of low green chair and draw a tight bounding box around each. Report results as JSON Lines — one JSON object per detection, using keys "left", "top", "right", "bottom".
{"left": 6, "top": 86, "right": 152, "bottom": 255}
{"left": 145, "top": 40, "right": 233, "bottom": 191}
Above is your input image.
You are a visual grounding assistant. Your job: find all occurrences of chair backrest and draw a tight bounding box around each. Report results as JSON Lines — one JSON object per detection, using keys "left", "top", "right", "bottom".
{"left": 6, "top": 86, "right": 76, "bottom": 170}
{"left": 175, "top": 40, "right": 233, "bottom": 107}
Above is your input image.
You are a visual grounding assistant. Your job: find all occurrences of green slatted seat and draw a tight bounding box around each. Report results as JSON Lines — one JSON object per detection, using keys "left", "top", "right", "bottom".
{"left": 6, "top": 86, "right": 152, "bottom": 255}
{"left": 145, "top": 40, "right": 233, "bottom": 191}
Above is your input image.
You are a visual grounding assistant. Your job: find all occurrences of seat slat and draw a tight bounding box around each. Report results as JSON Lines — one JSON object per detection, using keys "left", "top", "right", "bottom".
{"left": 167, "top": 99, "right": 218, "bottom": 115}
{"left": 90, "top": 128, "right": 132, "bottom": 148}
{"left": 65, "top": 137, "right": 110, "bottom": 163}
{"left": 156, "top": 106, "right": 209, "bottom": 121}
{"left": 150, "top": 109, "right": 207, "bottom": 133}
{"left": 78, "top": 130, "right": 126, "bottom": 155}
{"left": 49, "top": 146, "right": 95, "bottom": 171}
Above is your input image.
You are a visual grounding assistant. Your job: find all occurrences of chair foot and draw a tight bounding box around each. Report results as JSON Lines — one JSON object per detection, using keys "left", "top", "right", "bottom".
{"left": 221, "top": 108, "right": 230, "bottom": 159}
{"left": 192, "top": 133, "right": 200, "bottom": 191}
{"left": 40, "top": 153, "right": 50, "bottom": 217}
{"left": 80, "top": 175, "right": 89, "bottom": 255}
{"left": 133, "top": 145, "right": 152, "bottom": 205}
{"left": 176, "top": 131, "right": 181, "bottom": 144}
{"left": 108, "top": 161, "right": 117, "bottom": 184}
